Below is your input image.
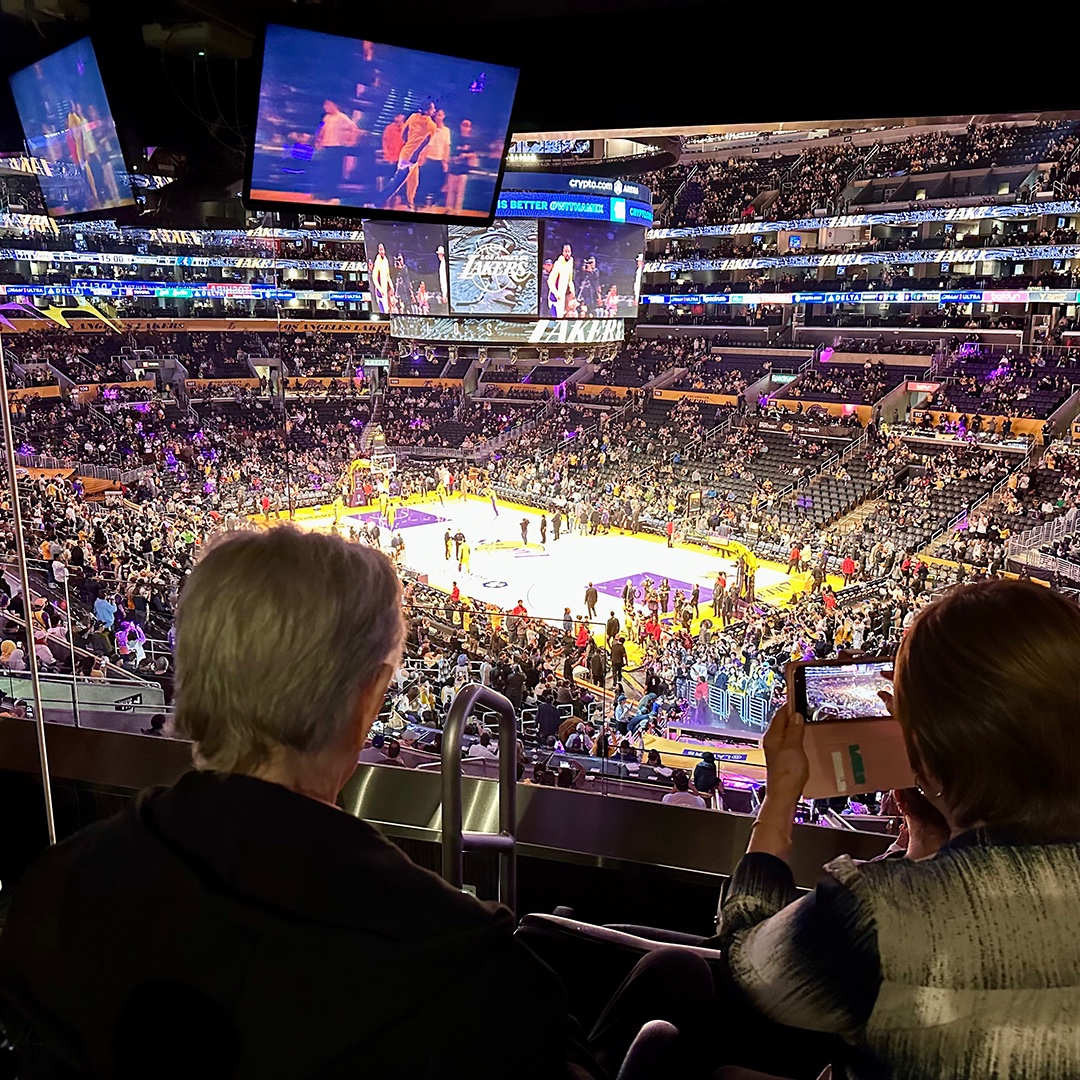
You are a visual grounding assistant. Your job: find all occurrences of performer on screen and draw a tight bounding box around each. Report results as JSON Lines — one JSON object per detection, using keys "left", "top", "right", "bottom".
{"left": 379, "top": 113, "right": 406, "bottom": 194}
{"left": 86, "top": 104, "right": 122, "bottom": 205}
{"left": 547, "top": 244, "right": 575, "bottom": 318}
{"left": 393, "top": 254, "right": 414, "bottom": 315}
{"left": 313, "top": 100, "right": 360, "bottom": 201}
{"left": 65, "top": 102, "right": 98, "bottom": 207}
{"left": 576, "top": 255, "right": 600, "bottom": 317}
{"left": 422, "top": 109, "right": 452, "bottom": 207}
{"left": 381, "top": 114, "right": 405, "bottom": 165}
{"left": 446, "top": 119, "right": 479, "bottom": 213}
{"left": 369, "top": 243, "right": 394, "bottom": 314}
{"left": 383, "top": 101, "right": 438, "bottom": 212}
{"left": 437, "top": 245, "right": 448, "bottom": 305}
{"left": 603, "top": 284, "right": 620, "bottom": 318}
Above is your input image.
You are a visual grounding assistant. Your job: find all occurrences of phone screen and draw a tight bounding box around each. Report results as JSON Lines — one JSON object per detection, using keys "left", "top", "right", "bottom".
{"left": 796, "top": 660, "right": 893, "bottom": 723}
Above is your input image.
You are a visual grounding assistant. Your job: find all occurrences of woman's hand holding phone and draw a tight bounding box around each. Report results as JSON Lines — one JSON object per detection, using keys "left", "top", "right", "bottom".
{"left": 747, "top": 703, "right": 809, "bottom": 863}
{"left": 763, "top": 703, "right": 810, "bottom": 798}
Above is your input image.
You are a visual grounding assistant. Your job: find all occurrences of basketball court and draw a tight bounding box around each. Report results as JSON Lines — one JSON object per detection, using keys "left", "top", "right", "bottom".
{"left": 281, "top": 493, "right": 838, "bottom": 625}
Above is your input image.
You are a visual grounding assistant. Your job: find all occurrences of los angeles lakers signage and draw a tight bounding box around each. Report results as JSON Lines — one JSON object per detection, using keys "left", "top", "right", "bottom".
{"left": 391, "top": 314, "right": 624, "bottom": 345}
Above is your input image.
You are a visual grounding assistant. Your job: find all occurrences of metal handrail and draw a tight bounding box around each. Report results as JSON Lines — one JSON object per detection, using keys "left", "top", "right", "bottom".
{"left": 824, "top": 808, "right": 858, "bottom": 831}
{"left": 440, "top": 682, "right": 518, "bottom": 912}
{"left": 1007, "top": 504, "right": 1080, "bottom": 556}
{"left": 1012, "top": 548, "right": 1080, "bottom": 581}
{"left": 848, "top": 141, "right": 880, "bottom": 187}
{"left": 670, "top": 164, "right": 699, "bottom": 222}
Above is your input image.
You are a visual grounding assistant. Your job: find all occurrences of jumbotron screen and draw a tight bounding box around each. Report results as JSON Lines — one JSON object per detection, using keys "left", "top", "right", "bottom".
{"left": 9, "top": 38, "right": 135, "bottom": 219}
{"left": 367, "top": 211, "right": 644, "bottom": 318}
{"left": 247, "top": 25, "right": 520, "bottom": 223}
{"left": 364, "top": 220, "right": 450, "bottom": 316}
{"left": 541, "top": 220, "right": 644, "bottom": 319}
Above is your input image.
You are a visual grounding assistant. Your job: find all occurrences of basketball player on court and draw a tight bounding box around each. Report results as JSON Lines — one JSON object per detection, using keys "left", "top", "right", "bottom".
{"left": 383, "top": 101, "right": 438, "bottom": 211}
{"left": 369, "top": 243, "right": 394, "bottom": 313}
{"left": 547, "top": 244, "right": 575, "bottom": 318}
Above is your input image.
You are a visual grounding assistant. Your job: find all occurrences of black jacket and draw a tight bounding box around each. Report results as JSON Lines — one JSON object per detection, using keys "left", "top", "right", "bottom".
{"left": 537, "top": 700, "right": 562, "bottom": 739}
{"left": 0, "top": 771, "right": 573, "bottom": 1080}
{"left": 505, "top": 670, "right": 526, "bottom": 703}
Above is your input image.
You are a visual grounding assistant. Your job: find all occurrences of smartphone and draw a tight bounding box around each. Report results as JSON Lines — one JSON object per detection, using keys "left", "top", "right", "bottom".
{"left": 787, "top": 657, "right": 893, "bottom": 724}
{"left": 786, "top": 657, "right": 912, "bottom": 799}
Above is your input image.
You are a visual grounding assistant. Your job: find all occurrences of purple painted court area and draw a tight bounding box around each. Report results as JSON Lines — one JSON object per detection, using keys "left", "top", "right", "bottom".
{"left": 349, "top": 508, "right": 445, "bottom": 530}
{"left": 594, "top": 573, "right": 714, "bottom": 605}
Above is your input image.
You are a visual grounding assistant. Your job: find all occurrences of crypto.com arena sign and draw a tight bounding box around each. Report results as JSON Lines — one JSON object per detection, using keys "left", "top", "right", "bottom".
{"left": 390, "top": 315, "right": 625, "bottom": 345}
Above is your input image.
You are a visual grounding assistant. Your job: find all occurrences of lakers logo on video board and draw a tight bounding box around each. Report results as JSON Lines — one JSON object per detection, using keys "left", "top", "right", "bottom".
{"left": 448, "top": 219, "right": 538, "bottom": 316}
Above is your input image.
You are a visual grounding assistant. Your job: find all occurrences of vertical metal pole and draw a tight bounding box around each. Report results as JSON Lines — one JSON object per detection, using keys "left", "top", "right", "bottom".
{"left": 440, "top": 682, "right": 518, "bottom": 912}
{"left": 0, "top": 330, "right": 56, "bottom": 844}
{"left": 277, "top": 303, "right": 295, "bottom": 520}
{"left": 58, "top": 568, "right": 80, "bottom": 728}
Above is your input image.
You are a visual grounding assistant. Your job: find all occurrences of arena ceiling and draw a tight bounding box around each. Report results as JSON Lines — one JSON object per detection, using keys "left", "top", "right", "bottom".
{"left": 0, "top": 0, "right": 1076, "bottom": 209}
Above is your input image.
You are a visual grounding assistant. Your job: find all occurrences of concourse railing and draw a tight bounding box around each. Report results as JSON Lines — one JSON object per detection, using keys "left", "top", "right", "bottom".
{"left": 440, "top": 683, "right": 519, "bottom": 913}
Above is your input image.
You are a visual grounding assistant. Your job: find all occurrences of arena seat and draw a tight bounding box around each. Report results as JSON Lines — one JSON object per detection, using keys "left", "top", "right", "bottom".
{"left": 514, "top": 914, "right": 837, "bottom": 1079}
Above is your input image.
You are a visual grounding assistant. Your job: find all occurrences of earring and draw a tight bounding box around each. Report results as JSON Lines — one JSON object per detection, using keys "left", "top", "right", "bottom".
{"left": 915, "top": 774, "right": 944, "bottom": 799}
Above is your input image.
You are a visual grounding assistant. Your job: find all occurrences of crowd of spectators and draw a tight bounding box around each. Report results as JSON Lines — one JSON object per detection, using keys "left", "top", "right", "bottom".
{"left": 767, "top": 142, "right": 864, "bottom": 220}
{"left": 589, "top": 336, "right": 708, "bottom": 388}
{"left": 284, "top": 329, "right": 390, "bottom": 377}
{"left": 1, "top": 331, "right": 1071, "bottom": 803}
{"left": 936, "top": 442, "right": 1080, "bottom": 576}
{"left": 673, "top": 353, "right": 771, "bottom": 395}
{"left": 655, "top": 119, "right": 1080, "bottom": 229}
{"left": 6, "top": 333, "right": 130, "bottom": 384}
{"left": 861, "top": 120, "right": 1079, "bottom": 180}
{"left": 382, "top": 385, "right": 534, "bottom": 450}
{"left": 928, "top": 350, "right": 1078, "bottom": 418}
{"left": 784, "top": 359, "right": 911, "bottom": 404}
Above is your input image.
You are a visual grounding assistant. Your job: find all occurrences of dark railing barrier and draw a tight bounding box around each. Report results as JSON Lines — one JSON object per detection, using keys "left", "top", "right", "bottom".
{"left": 440, "top": 683, "right": 518, "bottom": 912}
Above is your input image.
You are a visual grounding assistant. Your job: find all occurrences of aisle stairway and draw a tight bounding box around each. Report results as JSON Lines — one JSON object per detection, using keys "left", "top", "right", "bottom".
{"left": 832, "top": 497, "right": 886, "bottom": 535}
